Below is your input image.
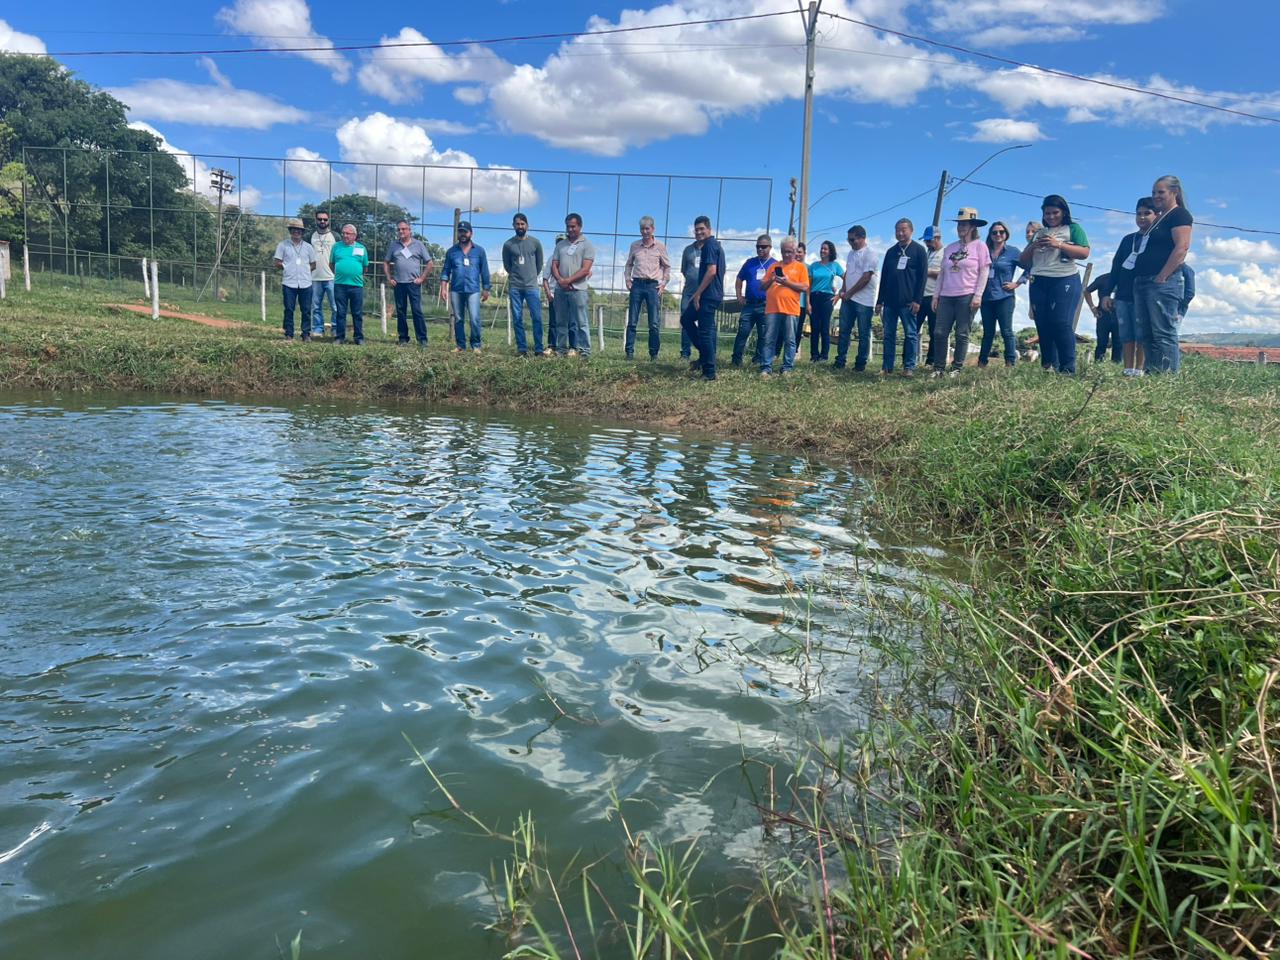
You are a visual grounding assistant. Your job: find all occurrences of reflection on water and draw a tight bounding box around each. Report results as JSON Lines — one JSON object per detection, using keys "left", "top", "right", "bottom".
{"left": 0, "top": 396, "right": 940, "bottom": 959}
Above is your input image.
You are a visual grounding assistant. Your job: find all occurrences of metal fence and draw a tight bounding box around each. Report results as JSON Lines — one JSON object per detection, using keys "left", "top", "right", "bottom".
{"left": 18, "top": 145, "right": 774, "bottom": 340}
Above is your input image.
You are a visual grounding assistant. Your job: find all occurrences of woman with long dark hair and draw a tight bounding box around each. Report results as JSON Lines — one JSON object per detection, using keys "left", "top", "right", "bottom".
{"left": 806, "top": 240, "right": 843, "bottom": 362}
{"left": 978, "top": 221, "right": 1021, "bottom": 367}
{"left": 1134, "top": 175, "right": 1194, "bottom": 373}
{"left": 1018, "top": 195, "right": 1090, "bottom": 373}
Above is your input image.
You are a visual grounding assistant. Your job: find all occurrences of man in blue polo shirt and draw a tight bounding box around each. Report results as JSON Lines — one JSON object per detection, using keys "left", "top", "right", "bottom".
{"left": 679, "top": 215, "right": 725, "bottom": 381}
{"left": 731, "top": 234, "right": 775, "bottom": 367}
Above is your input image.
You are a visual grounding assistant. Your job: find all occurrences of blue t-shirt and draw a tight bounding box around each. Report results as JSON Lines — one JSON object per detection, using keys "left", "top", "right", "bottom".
{"left": 984, "top": 244, "right": 1022, "bottom": 302}
{"left": 807, "top": 260, "right": 845, "bottom": 295}
{"left": 736, "top": 255, "right": 776, "bottom": 302}
{"left": 697, "top": 237, "right": 726, "bottom": 304}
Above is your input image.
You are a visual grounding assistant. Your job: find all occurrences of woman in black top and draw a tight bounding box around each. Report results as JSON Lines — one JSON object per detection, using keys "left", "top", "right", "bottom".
{"left": 1134, "top": 175, "right": 1193, "bottom": 373}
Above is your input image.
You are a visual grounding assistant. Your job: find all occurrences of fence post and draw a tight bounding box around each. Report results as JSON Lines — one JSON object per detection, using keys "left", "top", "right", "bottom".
{"left": 150, "top": 261, "right": 160, "bottom": 320}
{"left": 1, "top": 264, "right": 7, "bottom": 300}
{"left": 506, "top": 293, "right": 513, "bottom": 347}
{"left": 597, "top": 304, "right": 604, "bottom": 352}
{"left": 23, "top": 246, "right": 31, "bottom": 292}
{"left": 142, "top": 257, "right": 151, "bottom": 297}
{"left": 1260, "top": 351, "right": 1267, "bottom": 367}
{"left": 260, "top": 270, "right": 267, "bottom": 324}
{"left": 380, "top": 283, "right": 388, "bottom": 336}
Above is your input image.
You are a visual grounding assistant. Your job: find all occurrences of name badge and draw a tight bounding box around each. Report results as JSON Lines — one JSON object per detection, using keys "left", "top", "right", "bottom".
{"left": 567, "top": 243, "right": 579, "bottom": 254}
{"left": 755, "top": 268, "right": 765, "bottom": 281}
{"left": 1135, "top": 235, "right": 1150, "bottom": 255}
{"left": 1122, "top": 253, "right": 1138, "bottom": 271}
{"left": 518, "top": 255, "right": 525, "bottom": 265}
{"left": 463, "top": 257, "right": 470, "bottom": 267}
{"left": 897, "top": 256, "right": 908, "bottom": 271}
{"left": 693, "top": 255, "right": 701, "bottom": 270}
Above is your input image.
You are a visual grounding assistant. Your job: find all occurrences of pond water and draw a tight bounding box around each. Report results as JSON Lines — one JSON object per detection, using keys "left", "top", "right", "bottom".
{"left": 0, "top": 395, "right": 940, "bottom": 959}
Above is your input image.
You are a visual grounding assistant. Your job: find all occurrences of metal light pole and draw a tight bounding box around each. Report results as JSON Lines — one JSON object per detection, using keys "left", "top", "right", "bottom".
{"left": 210, "top": 168, "right": 235, "bottom": 298}
{"left": 796, "top": 0, "right": 822, "bottom": 248}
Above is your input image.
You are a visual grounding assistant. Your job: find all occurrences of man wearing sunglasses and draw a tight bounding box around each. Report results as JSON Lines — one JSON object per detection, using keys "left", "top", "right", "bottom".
{"left": 309, "top": 210, "right": 338, "bottom": 338}
{"left": 731, "top": 235, "right": 776, "bottom": 367}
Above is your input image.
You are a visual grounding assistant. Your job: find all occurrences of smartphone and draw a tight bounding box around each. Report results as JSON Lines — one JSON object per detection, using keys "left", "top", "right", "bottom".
{"left": 774, "top": 265, "right": 784, "bottom": 277}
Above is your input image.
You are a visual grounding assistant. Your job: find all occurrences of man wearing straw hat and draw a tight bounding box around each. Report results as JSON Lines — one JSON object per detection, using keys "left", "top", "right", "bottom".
{"left": 273, "top": 218, "right": 317, "bottom": 341}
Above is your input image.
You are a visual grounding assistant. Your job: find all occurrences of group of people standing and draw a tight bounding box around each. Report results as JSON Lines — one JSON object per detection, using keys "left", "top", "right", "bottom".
{"left": 271, "top": 173, "right": 1195, "bottom": 378}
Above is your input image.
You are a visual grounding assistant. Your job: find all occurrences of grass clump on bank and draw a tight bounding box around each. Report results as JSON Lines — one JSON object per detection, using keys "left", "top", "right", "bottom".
{"left": 3, "top": 282, "right": 1279, "bottom": 957}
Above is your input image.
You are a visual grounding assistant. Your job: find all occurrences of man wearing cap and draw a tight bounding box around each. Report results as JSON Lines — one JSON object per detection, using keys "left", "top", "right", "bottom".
{"left": 540, "top": 233, "right": 567, "bottom": 356}
{"left": 309, "top": 210, "right": 338, "bottom": 338}
{"left": 874, "top": 218, "right": 928, "bottom": 375}
{"left": 441, "top": 221, "right": 491, "bottom": 353}
{"left": 550, "top": 213, "right": 596, "bottom": 358}
{"left": 917, "top": 225, "right": 944, "bottom": 368}
{"left": 503, "top": 214, "right": 544, "bottom": 357}
{"left": 273, "top": 218, "right": 317, "bottom": 341}
{"left": 623, "top": 216, "right": 671, "bottom": 360}
{"left": 384, "top": 220, "right": 434, "bottom": 346}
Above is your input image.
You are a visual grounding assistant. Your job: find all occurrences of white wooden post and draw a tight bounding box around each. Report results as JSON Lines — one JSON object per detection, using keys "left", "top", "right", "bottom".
{"left": 150, "top": 261, "right": 160, "bottom": 320}
{"left": 23, "top": 246, "right": 31, "bottom": 292}
{"left": 260, "top": 271, "right": 267, "bottom": 324}
{"left": 141, "top": 257, "right": 151, "bottom": 297}
{"left": 506, "top": 292, "right": 513, "bottom": 346}
{"left": 380, "top": 283, "right": 388, "bottom": 336}
{"left": 597, "top": 304, "right": 604, "bottom": 352}
{"left": 0, "top": 265, "right": 7, "bottom": 300}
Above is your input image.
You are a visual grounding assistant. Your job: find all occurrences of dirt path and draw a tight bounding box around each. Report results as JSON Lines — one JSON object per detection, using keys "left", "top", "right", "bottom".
{"left": 108, "top": 303, "right": 247, "bottom": 330}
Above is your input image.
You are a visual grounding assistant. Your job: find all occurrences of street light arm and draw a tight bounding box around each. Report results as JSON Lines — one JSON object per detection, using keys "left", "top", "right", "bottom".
{"left": 808, "top": 186, "right": 847, "bottom": 212}
{"left": 945, "top": 143, "right": 1033, "bottom": 197}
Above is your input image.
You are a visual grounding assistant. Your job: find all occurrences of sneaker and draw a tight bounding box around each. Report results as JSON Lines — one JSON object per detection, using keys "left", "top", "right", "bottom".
{"left": 625, "top": 351, "right": 635, "bottom": 360}
{"left": 397, "top": 340, "right": 410, "bottom": 347}
{"left": 760, "top": 370, "right": 772, "bottom": 379}
{"left": 948, "top": 369, "right": 959, "bottom": 378}
{"left": 542, "top": 348, "right": 555, "bottom": 357}
{"left": 877, "top": 369, "right": 889, "bottom": 377}
{"left": 472, "top": 347, "right": 482, "bottom": 354}
{"left": 353, "top": 340, "right": 363, "bottom": 346}
{"left": 649, "top": 354, "right": 658, "bottom": 362}
{"left": 902, "top": 368, "right": 914, "bottom": 378}
{"left": 517, "top": 350, "right": 529, "bottom": 358}
{"left": 301, "top": 335, "right": 311, "bottom": 343}
{"left": 567, "top": 349, "right": 578, "bottom": 357}
{"left": 452, "top": 347, "right": 464, "bottom": 353}
{"left": 931, "top": 369, "right": 944, "bottom": 379}
{"left": 688, "top": 360, "right": 702, "bottom": 373}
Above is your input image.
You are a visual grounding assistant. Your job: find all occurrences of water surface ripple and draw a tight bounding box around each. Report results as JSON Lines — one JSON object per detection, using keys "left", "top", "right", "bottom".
{"left": 0, "top": 396, "right": 937, "bottom": 958}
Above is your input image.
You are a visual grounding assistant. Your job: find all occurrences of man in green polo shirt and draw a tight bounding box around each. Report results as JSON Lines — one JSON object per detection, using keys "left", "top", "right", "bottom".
{"left": 330, "top": 223, "right": 369, "bottom": 345}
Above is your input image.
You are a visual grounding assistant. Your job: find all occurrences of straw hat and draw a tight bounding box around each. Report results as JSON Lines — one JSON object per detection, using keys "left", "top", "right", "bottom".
{"left": 950, "top": 207, "right": 988, "bottom": 227}
{"left": 286, "top": 217, "right": 305, "bottom": 230}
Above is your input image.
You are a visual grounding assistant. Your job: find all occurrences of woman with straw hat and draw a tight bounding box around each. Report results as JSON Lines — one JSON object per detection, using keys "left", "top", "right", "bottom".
{"left": 930, "top": 207, "right": 991, "bottom": 377}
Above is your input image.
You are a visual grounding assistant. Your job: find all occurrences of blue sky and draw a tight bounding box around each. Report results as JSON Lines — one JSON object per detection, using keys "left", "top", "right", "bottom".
{"left": 4, "top": 1, "right": 1280, "bottom": 333}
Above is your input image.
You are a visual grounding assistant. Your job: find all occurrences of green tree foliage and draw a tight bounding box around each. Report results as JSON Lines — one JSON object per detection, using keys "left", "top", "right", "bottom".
{"left": 296, "top": 194, "right": 446, "bottom": 262}
{"left": 0, "top": 53, "right": 191, "bottom": 259}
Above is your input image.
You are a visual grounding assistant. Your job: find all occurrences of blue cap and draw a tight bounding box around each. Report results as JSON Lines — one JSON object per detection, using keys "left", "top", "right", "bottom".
{"left": 921, "top": 225, "right": 937, "bottom": 241}
{"left": 457, "top": 220, "right": 473, "bottom": 232}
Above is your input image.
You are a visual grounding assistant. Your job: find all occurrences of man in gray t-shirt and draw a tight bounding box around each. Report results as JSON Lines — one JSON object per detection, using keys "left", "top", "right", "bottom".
{"left": 550, "top": 213, "right": 596, "bottom": 358}
{"left": 679, "top": 239, "right": 704, "bottom": 358}
{"left": 383, "top": 219, "right": 433, "bottom": 345}
{"left": 502, "top": 213, "right": 545, "bottom": 356}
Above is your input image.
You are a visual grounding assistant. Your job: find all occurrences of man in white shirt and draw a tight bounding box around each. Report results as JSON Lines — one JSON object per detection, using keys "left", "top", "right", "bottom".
{"left": 917, "top": 225, "right": 944, "bottom": 367}
{"left": 308, "top": 210, "right": 338, "bottom": 337}
{"left": 272, "top": 218, "right": 317, "bottom": 341}
{"left": 833, "top": 225, "right": 878, "bottom": 371}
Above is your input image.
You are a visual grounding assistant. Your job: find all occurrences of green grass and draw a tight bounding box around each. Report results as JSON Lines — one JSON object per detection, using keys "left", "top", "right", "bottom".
{"left": 3, "top": 279, "right": 1278, "bottom": 958}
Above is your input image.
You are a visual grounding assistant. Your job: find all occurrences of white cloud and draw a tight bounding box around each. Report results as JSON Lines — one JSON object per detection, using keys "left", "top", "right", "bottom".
{"left": 357, "top": 27, "right": 514, "bottom": 103}
{"left": 284, "top": 113, "right": 538, "bottom": 214}
{"left": 108, "top": 78, "right": 308, "bottom": 129}
{"left": 453, "top": 87, "right": 487, "bottom": 106}
{"left": 1201, "top": 237, "right": 1280, "bottom": 266}
{"left": 0, "top": 19, "right": 46, "bottom": 54}
{"left": 129, "top": 121, "right": 263, "bottom": 209}
{"left": 929, "top": 0, "right": 1162, "bottom": 44}
{"left": 487, "top": 0, "right": 957, "bottom": 156}
{"left": 1191, "top": 264, "right": 1280, "bottom": 333}
{"left": 964, "top": 118, "right": 1046, "bottom": 143}
{"left": 216, "top": 0, "right": 350, "bottom": 82}
{"left": 966, "top": 25, "right": 1084, "bottom": 46}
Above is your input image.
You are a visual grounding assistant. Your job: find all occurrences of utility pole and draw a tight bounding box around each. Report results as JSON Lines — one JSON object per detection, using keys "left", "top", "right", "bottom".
{"left": 797, "top": 0, "right": 821, "bottom": 247}
{"left": 210, "top": 168, "right": 235, "bottom": 299}
{"left": 931, "top": 170, "right": 949, "bottom": 237}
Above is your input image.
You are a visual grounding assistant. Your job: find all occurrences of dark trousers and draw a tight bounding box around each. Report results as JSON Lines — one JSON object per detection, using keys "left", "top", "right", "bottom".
{"left": 680, "top": 298, "right": 720, "bottom": 379}
{"left": 1029, "top": 274, "right": 1082, "bottom": 374}
{"left": 393, "top": 282, "right": 426, "bottom": 343}
{"left": 917, "top": 295, "right": 938, "bottom": 366}
{"left": 808, "top": 291, "right": 834, "bottom": 360}
{"left": 731, "top": 301, "right": 766, "bottom": 366}
{"left": 1094, "top": 309, "right": 1122, "bottom": 363}
{"left": 282, "top": 285, "right": 313, "bottom": 339}
{"left": 334, "top": 283, "right": 364, "bottom": 343}
{"left": 625, "top": 279, "right": 662, "bottom": 357}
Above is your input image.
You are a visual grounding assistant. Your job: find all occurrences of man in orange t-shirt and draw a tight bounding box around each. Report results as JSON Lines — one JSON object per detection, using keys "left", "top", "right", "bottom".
{"left": 758, "top": 236, "right": 810, "bottom": 376}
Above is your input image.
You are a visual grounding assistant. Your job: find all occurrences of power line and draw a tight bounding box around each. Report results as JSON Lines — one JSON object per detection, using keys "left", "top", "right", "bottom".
{"left": 35, "top": 10, "right": 794, "bottom": 58}
{"left": 808, "top": 183, "right": 939, "bottom": 236}
{"left": 821, "top": 11, "right": 1280, "bottom": 125}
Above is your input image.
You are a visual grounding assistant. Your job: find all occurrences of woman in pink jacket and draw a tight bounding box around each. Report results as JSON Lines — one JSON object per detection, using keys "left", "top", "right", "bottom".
{"left": 931, "top": 207, "right": 991, "bottom": 377}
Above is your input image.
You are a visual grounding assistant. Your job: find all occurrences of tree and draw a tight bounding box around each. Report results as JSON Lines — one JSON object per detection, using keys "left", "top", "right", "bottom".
{"left": 296, "top": 194, "right": 445, "bottom": 263}
{"left": 0, "top": 53, "right": 191, "bottom": 259}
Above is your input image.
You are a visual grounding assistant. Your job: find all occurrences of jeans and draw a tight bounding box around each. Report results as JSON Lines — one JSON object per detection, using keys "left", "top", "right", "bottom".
{"left": 732, "top": 301, "right": 766, "bottom": 366}
{"left": 281, "top": 284, "right": 313, "bottom": 339}
{"left": 979, "top": 296, "right": 1017, "bottom": 365}
{"left": 450, "top": 290, "right": 483, "bottom": 349}
{"left": 1136, "top": 274, "right": 1184, "bottom": 374}
{"left": 1115, "top": 299, "right": 1139, "bottom": 343}
{"left": 1094, "top": 309, "right": 1122, "bottom": 363}
{"left": 558, "top": 288, "right": 591, "bottom": 356}
{"left": 1029, "top": 274, "right": 1082, "bottom": 374}
{"left": 393, "top": 282, "right": 426, "bottom": 343}
{"left": 934, "top": 295, "right": 976, "bottom": 370}
{"left": 334, "top": 283, "right": 364, "bottom": 343}
{"left": 808, "top": 291, "right": 834, "bottom": 360}
{"left": 761, "top": 312, "right": 798, "bottom": 374}
{"left": 509, "top": 287, "right": 543, "bottom": 354}
{"left": 309, "top": 279, "right": 334, "bottom": 335}
{"left": 917, "top": 296, "right": 938, "bottom": 367}
{"left": 880, "top": 303, "right": 918, "bottom": 371}
{"left": 625, "top": 279, "right": 662, "bottom": 357}
{"left": 680, "top": 298, "right": 720, "bottom": 378}
{"left": 834, "top": 300, "right": 874, "bottom": 370}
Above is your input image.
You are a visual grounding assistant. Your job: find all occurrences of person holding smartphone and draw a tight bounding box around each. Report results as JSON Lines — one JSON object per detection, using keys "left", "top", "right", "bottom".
{"left": 1018, "top": 195, "right": 1090, "bottom": 374}
{"left": 758, "top": 236, "right": 809, "bottom": 377}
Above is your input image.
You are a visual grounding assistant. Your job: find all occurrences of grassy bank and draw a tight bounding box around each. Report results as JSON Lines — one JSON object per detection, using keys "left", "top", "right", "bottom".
{"left": 3, "top": 283, "right": 1278, "bottom": 958}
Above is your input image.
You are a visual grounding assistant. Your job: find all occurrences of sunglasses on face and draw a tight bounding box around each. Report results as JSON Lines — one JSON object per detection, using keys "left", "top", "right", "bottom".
{"left": 756, "top": 244, "right": 770, "bottom": 249}
{"left": 316, "top": 218, "right": 329, "bottom": 223}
